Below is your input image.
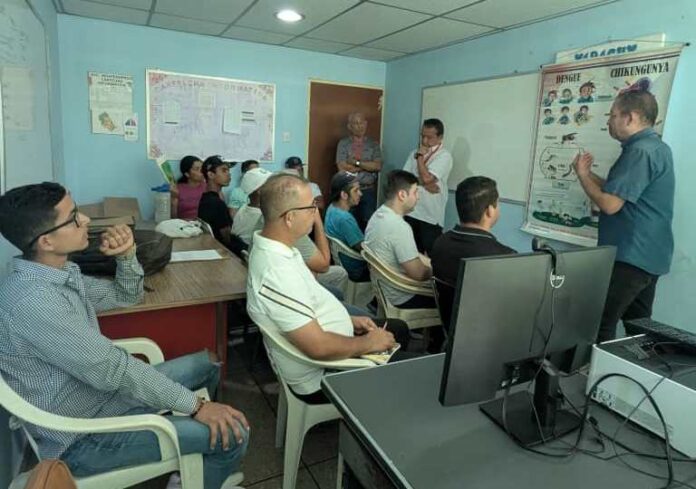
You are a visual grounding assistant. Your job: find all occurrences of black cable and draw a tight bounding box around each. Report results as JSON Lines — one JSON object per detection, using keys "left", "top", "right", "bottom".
{"left": 575, "top": 373, "right": 675, "bottom": 488}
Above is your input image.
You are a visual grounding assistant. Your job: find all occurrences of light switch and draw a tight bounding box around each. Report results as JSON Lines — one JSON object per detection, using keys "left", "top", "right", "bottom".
{"left": 282, "top": 131, "right": 291, "bottom": 142}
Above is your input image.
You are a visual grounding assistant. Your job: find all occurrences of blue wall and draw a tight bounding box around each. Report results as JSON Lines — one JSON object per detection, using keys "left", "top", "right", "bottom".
{"left": 383, "top": 0, "right": 696, "bottom": 330}
{"left": 57, "top": 15, "right": 385, "bottom": 219}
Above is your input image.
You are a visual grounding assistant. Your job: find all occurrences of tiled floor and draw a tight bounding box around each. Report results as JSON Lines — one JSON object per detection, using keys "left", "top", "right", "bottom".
{"left": 226, "top": 334, "right": 340, "bottom": 489}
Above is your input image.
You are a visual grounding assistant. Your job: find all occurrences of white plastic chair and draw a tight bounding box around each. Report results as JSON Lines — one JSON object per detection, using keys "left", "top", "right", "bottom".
{"left": 4, "top": 337, "right": 242, "bottom": 489}
{"left": 256, "top": 322, "right": 373, "bottom": 489}
{"left": 326, "top": 235, "right": 372, "bottom": 307}
{"left": 361, "top": 247, "right": 441, "bottom": 331}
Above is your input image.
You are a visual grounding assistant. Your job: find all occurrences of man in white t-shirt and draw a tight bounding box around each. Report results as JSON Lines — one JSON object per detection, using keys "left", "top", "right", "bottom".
{"left": 364, "top": 170, "right": 434, "bottom": 309}
{"left": 402, "top": 118, "right": 453, "bottom": 255}
{"left": 231, "top": 167, "right": 272, "bottom": 245}
{"left": 246, "top": 173, "right": 410, "bottom": 402}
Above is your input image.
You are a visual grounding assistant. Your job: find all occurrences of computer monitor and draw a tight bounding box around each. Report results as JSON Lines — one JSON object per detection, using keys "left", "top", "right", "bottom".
{"left": 439, "top": 246, "right": 615, "bottom": 446}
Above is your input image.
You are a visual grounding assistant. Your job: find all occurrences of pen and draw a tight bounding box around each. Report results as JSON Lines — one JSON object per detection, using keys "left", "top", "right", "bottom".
{"left": 382, "top": 321, "right": 387, "bottom": 330}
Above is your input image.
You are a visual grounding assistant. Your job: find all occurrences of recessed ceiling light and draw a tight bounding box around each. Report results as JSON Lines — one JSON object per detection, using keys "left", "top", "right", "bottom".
{"left": 276, "top": 9, "right": 304, "bottom": 23}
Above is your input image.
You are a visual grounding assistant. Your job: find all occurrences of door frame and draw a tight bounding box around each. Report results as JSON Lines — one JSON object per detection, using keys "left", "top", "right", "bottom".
{"left": 306, "top": 79, "right": 386, "bottom": 200}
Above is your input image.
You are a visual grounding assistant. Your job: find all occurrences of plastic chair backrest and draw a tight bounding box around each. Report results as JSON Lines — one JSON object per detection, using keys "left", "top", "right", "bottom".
{"left": 326, "top": 235, "right": 363, "bottom": 265}
{"left": 361, "top": 247, "right": 434, "bottom": 293}
{"left": 256, "top": 323, "right": 374, "bottom": 371}
{"left": 432, "top": 276, "right": 455, "bottom": 334}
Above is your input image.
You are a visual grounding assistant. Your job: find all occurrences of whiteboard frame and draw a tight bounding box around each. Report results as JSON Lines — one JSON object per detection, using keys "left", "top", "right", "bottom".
{"left": 420, "top": 70, "right": 543, "bottom": 206}
{"left": 145, "top": 68, "right": 276, "bottom": 162}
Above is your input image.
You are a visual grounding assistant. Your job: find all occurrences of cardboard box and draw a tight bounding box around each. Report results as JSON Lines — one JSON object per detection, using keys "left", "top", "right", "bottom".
{"left": 80, "top": 197, "right": 141, "bottom": 220}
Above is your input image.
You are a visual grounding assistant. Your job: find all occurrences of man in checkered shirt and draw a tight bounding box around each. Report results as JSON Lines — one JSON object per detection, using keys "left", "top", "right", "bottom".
{"left": 0, "top": 182, "right": 248, "bottom": 489}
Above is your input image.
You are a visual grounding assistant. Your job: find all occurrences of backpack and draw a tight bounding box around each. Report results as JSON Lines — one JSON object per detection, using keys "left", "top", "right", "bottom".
{"left": 70, "top": 229, "right": 173, "bottom": 276}
{"left": 24, "top": 460, "right": 77, "bottom": 489}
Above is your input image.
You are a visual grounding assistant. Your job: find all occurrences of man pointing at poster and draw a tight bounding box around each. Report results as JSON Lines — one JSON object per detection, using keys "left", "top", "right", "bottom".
{"left": 573, "top": 89, "right": 674, "bottom": 343}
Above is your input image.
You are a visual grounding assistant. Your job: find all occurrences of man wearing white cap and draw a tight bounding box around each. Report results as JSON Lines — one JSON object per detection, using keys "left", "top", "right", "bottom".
{"left": 231, "top": 167, "right": 272, "bottom": 245}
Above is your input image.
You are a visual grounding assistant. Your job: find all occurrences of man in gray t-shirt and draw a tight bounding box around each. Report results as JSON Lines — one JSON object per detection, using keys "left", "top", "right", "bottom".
{"left": 364, "top": 171, "right": 434, "bottom": 308}
{"left": 336, "top": 112, "right": 382, "bottom": 230}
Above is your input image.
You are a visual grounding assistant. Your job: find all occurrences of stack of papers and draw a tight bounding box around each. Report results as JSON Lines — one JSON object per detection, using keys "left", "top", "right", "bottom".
{"left": 170, "top": 250, "right": 223, "bottom": 263}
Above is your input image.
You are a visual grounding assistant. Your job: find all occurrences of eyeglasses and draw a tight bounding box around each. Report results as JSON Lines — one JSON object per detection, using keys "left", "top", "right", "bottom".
{"left": 280, "top": 203, "right": 317, "bottom": 217}
{"left": 24, "top": 206, "right": 82, "bottom": 250}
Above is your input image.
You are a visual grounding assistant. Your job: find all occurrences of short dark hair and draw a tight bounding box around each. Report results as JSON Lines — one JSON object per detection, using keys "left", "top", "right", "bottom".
{"left": 423, "top": 118, "right": 444, "bottom": 137}
{"left": 178, "top": 155, "right": 202, "bottom": 183}
{"left": 241, "top": 160, "right": 259, "bottom": 174}
{"left": 384, "top": 170, "right": 418, "bottom": 201}
{"left": 455, "top": 176, "right": 499, "bottom": 224}
{"left": 0, "top": 182, "right": 67, "bottom": 257}
{"left": 284, "top": 156, "right": 303, "bottom": 169}
{"left": 613, "top": 90, "right": 658, "bottom": 125}
{"left": 544, "top": 109, "right": 552, "bottom": 114}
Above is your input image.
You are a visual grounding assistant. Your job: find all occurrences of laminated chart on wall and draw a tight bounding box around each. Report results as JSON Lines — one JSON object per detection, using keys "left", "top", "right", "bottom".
{"left": 88, "top": 72, "right": 134, "bottom": 136}
{"left": 146, "top": 70, "right": 275, "bottom": 162}
{"left": 522, "top": 47, "right": 683, "bottom": 246}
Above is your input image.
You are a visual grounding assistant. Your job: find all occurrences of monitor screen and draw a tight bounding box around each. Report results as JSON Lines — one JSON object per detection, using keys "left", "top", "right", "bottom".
{"left": 439, "top": 246, "right": 615, "bottom": 407}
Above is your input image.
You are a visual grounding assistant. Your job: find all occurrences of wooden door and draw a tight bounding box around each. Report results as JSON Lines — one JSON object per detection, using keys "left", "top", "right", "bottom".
{"left": 307, "top": 81, "right": 383, "bottom": 202}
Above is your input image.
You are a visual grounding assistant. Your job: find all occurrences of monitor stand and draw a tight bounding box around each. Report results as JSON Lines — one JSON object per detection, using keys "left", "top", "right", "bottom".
{"left": 479, "top": 368, "right": 581, "bottom": 446}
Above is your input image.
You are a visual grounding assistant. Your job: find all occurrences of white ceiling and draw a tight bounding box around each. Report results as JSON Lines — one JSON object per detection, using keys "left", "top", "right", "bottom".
{"left": 54, "top": 0, "right": 618, "bottom": 61}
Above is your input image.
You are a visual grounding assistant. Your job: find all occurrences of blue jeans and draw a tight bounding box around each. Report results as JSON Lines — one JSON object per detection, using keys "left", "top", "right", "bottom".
{"left": 61, "top": 351, "right": 248, "bottom": 489}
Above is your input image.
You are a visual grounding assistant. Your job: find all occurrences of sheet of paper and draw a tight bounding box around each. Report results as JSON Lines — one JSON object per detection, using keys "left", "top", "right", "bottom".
{"left": 1, "top": 66, "right": 35, "bottom": 131}
{"left": 223, "top": 108, "right": 241, "bottom": 134}
{"left": 170, "top": 250, "right": 223, "bottom": 263}
{"left": 198, "top": 90, "right": 215, "bottom": 109}
{"left": 124, "top": 113, "right": 138, "bottom": 141}
{"left": 163, "top": 100, "right": 181, "bottom": 125}
{"left": 88, "top": 72, "right": 133, "bottom": 111}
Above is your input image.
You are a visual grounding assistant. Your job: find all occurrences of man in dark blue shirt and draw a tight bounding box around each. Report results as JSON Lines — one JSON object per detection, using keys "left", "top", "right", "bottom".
{"left": 573, "top": 90, "right": 674, "bottom": 342}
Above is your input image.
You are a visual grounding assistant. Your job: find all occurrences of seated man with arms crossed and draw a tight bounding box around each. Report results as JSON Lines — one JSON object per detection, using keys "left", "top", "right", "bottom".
{"left": 246, "top": 173, "right": 410, "bottom": 403}
{"left": 0, "top": 183, "right": 248, "bottom": 489}
{"left": 431, "top": 176, "right": 516, "bottom": 331}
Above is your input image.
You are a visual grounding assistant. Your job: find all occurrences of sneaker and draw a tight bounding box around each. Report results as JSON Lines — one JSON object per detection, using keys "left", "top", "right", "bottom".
{"left": 165, "top": 472, "right": 181, "bottom": 489}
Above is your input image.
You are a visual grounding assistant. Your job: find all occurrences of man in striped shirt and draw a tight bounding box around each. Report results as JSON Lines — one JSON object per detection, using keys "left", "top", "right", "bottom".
{"left": 0, "top": 182, "right": 248, "bottom": 489}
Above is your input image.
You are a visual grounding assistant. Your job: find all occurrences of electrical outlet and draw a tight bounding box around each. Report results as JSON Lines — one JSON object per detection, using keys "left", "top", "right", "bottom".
{"left": 282, "top": 132, "right": 291, "bottom": 142}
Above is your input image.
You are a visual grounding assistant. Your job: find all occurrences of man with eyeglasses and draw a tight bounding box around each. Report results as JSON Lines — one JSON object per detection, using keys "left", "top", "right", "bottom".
{"left": 246, "top": 173, "right": 412, "bottom": 404}
{"left": 0, "top": 182, "right": 248, "bottom": 489}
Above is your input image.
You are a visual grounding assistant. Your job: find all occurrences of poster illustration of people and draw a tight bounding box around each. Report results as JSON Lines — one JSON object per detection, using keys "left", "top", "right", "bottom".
{"left": 523, "top": 48, "right": 682, "bottom": 246}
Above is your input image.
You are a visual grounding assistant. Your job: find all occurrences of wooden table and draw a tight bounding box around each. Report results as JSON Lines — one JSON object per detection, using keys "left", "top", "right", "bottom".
{"left": 98, "top": 234, "right": 247, "bottom": 371}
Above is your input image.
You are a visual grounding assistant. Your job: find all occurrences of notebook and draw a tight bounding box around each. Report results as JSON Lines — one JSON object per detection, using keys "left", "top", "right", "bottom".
{"left": 361, "top": 343, "right": 401, "bottom": 365}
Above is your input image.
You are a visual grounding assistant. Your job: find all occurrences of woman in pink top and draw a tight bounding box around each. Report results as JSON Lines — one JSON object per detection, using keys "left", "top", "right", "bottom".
{"left": 170, "top": 155, "right": 205, "bottom": 219}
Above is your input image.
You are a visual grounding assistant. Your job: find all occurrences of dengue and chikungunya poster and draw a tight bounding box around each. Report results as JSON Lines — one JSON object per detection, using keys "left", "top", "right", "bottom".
{"left": 522, "top": 48, "right": 682, "bottom": 246}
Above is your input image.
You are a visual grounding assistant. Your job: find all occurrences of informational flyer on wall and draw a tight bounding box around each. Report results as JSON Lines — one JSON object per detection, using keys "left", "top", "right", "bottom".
{"left": 522, "top": 47, "right": 682, "bottom": 246}
{"left": 88, "top": 72, "right": 133, "bottom": 135}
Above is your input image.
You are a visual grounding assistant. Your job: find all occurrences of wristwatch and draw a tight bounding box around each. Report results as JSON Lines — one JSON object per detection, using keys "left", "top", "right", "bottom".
{"left": 191, "top": 396, "right": 208, "bottom": 417}
{"left": 415, "top": 153, "right": 423, "bottom": 159}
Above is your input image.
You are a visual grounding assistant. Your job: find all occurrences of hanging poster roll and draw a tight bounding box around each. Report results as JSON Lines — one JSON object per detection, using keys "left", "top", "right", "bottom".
{"left": 522, "top": 47, "right": 683, "bottom": 246}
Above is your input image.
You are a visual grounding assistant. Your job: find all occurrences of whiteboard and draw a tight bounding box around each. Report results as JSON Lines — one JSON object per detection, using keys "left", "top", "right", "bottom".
{"left": 421, "top": 72, "right": 541, "bottom": 202}
{"left": 146, "top": 69, "right": 275, "bottom": 162}
{"left": 0, "top": 0, "right": 54, "bottom": 193}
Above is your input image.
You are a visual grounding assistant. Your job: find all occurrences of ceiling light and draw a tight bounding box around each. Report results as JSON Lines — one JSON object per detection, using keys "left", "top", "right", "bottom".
{"left": 276, "top": 9, "right": 304, "bottom": 23}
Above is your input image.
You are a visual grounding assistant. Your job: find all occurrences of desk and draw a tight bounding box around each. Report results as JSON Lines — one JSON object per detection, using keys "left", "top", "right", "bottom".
{"left": 322, "top": 355, "right": 696, "bottom": 489}
{"left": 98, "top": 234, "right": 247, "bottom": 370}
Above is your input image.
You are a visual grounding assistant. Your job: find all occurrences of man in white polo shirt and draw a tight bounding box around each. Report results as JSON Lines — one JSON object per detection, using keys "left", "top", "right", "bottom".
{"left": 246, "top": 173, "right": 409, "bottom": 403}
{"left": 402, "top": 118, "right": 453, "bottom": 255}
{"left": 364, "top": 170, "right": 434, "bottom": 310}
